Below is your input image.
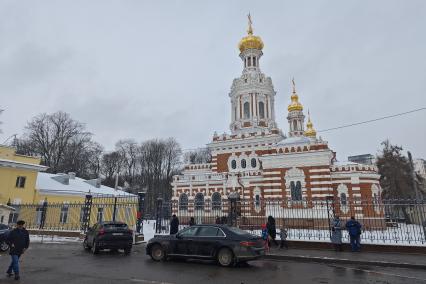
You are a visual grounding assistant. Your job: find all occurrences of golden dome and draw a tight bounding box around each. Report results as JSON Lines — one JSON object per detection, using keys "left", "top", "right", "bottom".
{"left": 305, "top": 111, "right": 317, "bottom": 138}
{"left": 288, "top": 79, "right": 304, "bottom": 112}
{"left": 238, "top": 15, "right": 264, "bottom": 53}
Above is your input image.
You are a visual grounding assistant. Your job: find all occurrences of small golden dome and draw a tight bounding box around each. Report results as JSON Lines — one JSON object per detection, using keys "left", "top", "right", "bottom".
{"left": 305, "top": 111, "right": 317, "bottom": 138}
{"left": 288, "top": 79, "right": 303, "bottom": 112}
{"left": 238, "top": 14, "right": 264, "bottom": 53}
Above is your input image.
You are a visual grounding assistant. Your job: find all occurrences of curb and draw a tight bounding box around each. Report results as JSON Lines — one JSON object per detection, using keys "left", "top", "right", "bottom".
{"left": 264, "top": 254, "right": 426, "bottom": 270}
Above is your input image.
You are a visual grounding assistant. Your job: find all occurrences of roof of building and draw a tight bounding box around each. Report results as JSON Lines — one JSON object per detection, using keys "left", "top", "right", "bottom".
{"left": 276, "top": 136, "right": 312, "bottom": 146}
{"left": 0, "top": 158, "right": 48, "bottom": 171}
{"left": 36, "top": 173, "right": 134, "bottom": 197}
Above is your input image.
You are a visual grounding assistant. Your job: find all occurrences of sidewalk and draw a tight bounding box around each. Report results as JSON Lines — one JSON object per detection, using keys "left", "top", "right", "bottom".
{"left": 265, "top": 247, "right": 426, "bottom": 270}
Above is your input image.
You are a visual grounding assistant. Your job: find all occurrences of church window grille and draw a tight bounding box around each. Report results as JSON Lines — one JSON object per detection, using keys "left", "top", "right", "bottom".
{"left": 231, "top": 160, "right": 237, "bottom": 169}
{"left": 290, "top": 181, "right": 302, "bottom": 201}
{"left": 241, "top": 159, "right": 247, "bottom": 169}
{"left": 259, "top": 101, "right": 265, "bottom": 119}
{"left": 251, "top": 158, "right": 257, "bottom": 168}
{"left": 179, "top": 193, "right": 188, "bottom": 211}
{"left": 211, "top": 192, "right": 221, "bottom": 210}
{"left": 195, "top": 193, "right": 204, "bottom": 211}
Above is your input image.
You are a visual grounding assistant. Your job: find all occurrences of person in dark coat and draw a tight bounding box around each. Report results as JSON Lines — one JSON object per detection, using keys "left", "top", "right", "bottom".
{"left": 215, "top": 216, "right": 221, "bottom": 224}
{"left": 345, "top": 216, "right": 362, "bottom": 252}
{"left": 266, "top": 216, "right": 278, "bottom": 247}
{"left": 170, "top": 215, "right": 179, "bottom": 235}
{"left": 6, "top": 220, "right": 30, "bottom": 280}
{"left": 330, "top": 216, "right": 343, "bottom": 251}
{"left": 189, "top": 217, "right": 195, "bottom": 226}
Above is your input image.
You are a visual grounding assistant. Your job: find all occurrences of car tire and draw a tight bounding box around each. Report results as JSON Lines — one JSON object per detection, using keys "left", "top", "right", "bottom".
{"left": 91, "top": 241, "right": 99, "bottom": 255}
{"left": 150, "top": 244, "right": 165, "bottom": 261}
{"left": 124, "top": 246, "right": 132, "bottom": 255}
{"left": 217, "top": 248, "right": 234, "bottom": 267}
{"left": 83, "top": 238, "right": 91, "bottom": 251}
{"left": 0, "top": 241, "right": 9, "bottom": 252}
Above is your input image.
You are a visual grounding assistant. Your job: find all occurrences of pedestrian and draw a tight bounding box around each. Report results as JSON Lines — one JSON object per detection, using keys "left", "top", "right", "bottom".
{"left": 279, "top": 226, "right": 288, "bottom": 249}
{"left": 266, "top": 216, "right": 279, "bottom": 247}
{"left": 170, "top": 214, "right": 179, "bottom": 235}
{"left": 221, "top": 216, "right": 227, "bottom": 225}
{"left": 345, "top": 216, "right": 362, "bottom": 252}
{"left": 330, "top": 216, "right": 343, "bottom": 251}
{"left": 189, "top": 217, "right": 195, "bottom": 226}
{"left": 261, "top": 224, "right": 269, "bottom": 252}
{"left": 6, "top": 220, "right": 30, "bottom": 280}
{"left": 215, "top": 216, "right": 221, "bottom": 224}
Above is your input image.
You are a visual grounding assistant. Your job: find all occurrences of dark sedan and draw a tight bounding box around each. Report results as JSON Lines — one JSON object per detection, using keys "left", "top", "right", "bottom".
{"left": 146, "top": 224, "right": 265, "bottom": 267}
{"left": 0, "top": 224, "right": 10, "bottom": 252}
{"left": 83, "top": 221, "right": 133, "bottom": 255}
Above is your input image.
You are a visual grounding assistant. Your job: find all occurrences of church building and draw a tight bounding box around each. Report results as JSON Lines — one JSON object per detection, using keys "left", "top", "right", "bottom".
{"left": 171, "top": 17, "right": 382, "bottom": 228}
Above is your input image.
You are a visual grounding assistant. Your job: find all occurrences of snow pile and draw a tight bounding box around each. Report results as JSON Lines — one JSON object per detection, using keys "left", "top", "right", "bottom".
{"left": 30, "top": 235, "right": 81, "bottom": 244}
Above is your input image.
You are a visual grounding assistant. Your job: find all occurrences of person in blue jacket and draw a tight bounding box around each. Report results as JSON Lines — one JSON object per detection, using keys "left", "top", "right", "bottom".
{"left": 6, "top": 220, "right": 30, "bottom": 280}
{"left": 345, "top": 216, "right": 362, "bottom": 252}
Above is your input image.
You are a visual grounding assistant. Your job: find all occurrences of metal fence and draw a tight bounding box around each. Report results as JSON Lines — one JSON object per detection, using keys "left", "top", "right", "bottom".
{"left": 154, "top": 198, "right": 426, "bottom": 246}
{"left": 8, "top": 194, "right": 145, "bottom": 233}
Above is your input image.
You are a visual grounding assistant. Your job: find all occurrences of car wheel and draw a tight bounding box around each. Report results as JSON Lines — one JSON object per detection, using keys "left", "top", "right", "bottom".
{"left": 150, "top": 244, "right": 165, "bottom": 261}
{"left": 83, "top": 238, "right": 91, "bottom": 251}
{"left": 0, "top": 241, "right": 9, "bottom": 252}
{"left": 217, "top": 248, "right": 234, "bottom": 267}
{"left": 91, "top": 241, "right": 99, "bottom": 255}
{"left": 124, "top": 246, "right": 132, "bottom": 255}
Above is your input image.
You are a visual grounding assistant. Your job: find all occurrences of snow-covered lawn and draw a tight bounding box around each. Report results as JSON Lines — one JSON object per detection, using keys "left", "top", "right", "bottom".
{"left": 30, "top": 235, "right": 82, "bottom": 244}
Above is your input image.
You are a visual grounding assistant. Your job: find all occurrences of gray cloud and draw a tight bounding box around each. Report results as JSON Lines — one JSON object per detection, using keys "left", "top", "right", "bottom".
{"left": 0, "top": 0, "right": 425, "bottom": 160}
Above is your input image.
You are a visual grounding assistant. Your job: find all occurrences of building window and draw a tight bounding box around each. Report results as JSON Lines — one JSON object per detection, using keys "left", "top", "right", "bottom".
{"left": 251, "top": 158, "right": 257, "bottom": 168}
{"left": 248, "top": 57, "right": 251, "bottom": 67}
{"left": 259, "top": 102, "right": 265, "bottom": 119}
{"left": 253, "top": 56, "right": 256, "bottom": 66}
{"left": 212, "top": 192, "right": 221, "bottom": 211}
{"left": 60, "top": 204, "right": 69, "bottom": 224}
{"left": 231, "top": 160, "right": 237, "bottom": 169}
{"left": 15, "top": 176, "right": 26, "bottom": 188}
{"left": 234, "top": 106, "right": 237, "bottom": 120}
{"left": 241, "top": 159, "right": 247, "bottom": 169}
{"left": 293, "top": 120, "right": 298, "bottom": 131}
{"left": 179, "top": 193, "right": 188, "bottom": 211}
{"left": 97, "top": 208, "right": 104, "bottom": 223}
{"left": 290, "top": 181, "right": 302, "bottom": 201}
{"left": 195, "top": 193, "right": 204, "bottom": 211}
{"left": 337, "top": 184, "right": 349, "bottom": 213}
{"left": 243, "top": 102, "right": 250, "bottom": 119}
{"left": 340, "top": 193, "right": 347, "bottom": 206}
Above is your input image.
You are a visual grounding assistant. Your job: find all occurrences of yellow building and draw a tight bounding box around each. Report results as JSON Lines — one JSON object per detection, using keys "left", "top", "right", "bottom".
{"left": 0, "top": 145, "right": 47, "bottom": 204}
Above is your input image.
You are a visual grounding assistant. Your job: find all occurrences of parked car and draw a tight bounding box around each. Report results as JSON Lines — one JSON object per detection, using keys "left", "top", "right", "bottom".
{"left": 146, "top": 224, "right": 265, "bottom": 267}
{"left": 0, "top": 224, "right": 11, "bottom": 252}
{"left": 83, "top": 221, "right": 133, "bottom": 255}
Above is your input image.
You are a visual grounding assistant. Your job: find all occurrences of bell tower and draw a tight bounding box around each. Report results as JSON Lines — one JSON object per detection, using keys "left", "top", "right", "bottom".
{"left": 229, "top": 15, "right": 278, "bottom": 135}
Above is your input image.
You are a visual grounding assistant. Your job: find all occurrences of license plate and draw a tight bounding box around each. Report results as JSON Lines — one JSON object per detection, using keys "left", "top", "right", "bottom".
{"left": 112, "top": 233, "right": 123, "bottom": 236}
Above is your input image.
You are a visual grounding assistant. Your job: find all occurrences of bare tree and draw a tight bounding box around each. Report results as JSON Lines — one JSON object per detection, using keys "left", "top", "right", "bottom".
{"left": 184, "top": 147, "right": 211, "bottom": 164}
{"left": 101, "top": 151, "right": 124, "bottom": 188}
{"left": 116, "top": 139, "right": 139, "bottom": 186}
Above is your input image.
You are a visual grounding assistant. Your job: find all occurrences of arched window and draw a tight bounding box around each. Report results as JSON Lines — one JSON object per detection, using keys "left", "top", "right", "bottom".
{"left": 293, "top": 120, "right": 298, "bottom": 131}
{"left": 248, "top": 57, "right": 252, "bottom": 67}
{"left": 259, "top": 102, "right": 265, "bottom": 119}
{"left": 231, "top": 160, "right": 237, "bottom": 169}
{"left": 251, "top": 158, "right": 257, "bottom": 168}
{"left": 253, "top": 56, "right": 256, "bottom": 66}
{"left": 212, "top": 192, "right": 221, "bottom": 210}
{"left": 179, "top": 193, "right": 188, "bottom": 211}
{"left": 290, "top": 181, "right": 302, "bottom": 201}
{"left": 194, "top": 193, "right": 204, "bottom": 211}
{"left": 241, "top": 159, "right": 247, "bottom": 169}
{"left": 243, "top": 102, "right": 250, "bottom": 119}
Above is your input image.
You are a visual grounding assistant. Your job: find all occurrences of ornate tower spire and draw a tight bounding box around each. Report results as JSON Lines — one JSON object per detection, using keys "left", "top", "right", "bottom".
{"left": 287, "top": 78, "right": 305, "bottom": 137}
{"left": 304, "top": 110, "right": 317, "bottom": 138}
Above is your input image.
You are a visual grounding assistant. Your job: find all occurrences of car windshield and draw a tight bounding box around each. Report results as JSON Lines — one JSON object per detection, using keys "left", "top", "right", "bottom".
{"left": 227, "top": 226, "right": 254, "bottom": 237}
{"left": 103, "top": 223, "right": 128, "bottom": 229}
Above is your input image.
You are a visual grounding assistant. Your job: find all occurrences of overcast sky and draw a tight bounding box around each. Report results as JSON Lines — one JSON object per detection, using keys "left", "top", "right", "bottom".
{"left": 1, "top": 0, "right": 425, "bottom": 161}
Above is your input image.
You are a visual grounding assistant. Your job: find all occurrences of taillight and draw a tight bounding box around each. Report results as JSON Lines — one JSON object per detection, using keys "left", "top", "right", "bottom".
{"left": 98, "top": 229, "right": 105, "bottom": 236}
{"left": 240, "top": 241, "right": 257, "bottom": 247}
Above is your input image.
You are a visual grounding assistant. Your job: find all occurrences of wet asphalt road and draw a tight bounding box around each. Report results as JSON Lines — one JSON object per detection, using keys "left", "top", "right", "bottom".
{"left": 0, "top": 243, "right": 425, "bottom": 284}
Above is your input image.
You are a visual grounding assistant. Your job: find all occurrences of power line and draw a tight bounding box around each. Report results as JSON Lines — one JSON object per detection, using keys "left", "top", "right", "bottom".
{"left": 318, "top": 107, "right": 426, "bottom": 133}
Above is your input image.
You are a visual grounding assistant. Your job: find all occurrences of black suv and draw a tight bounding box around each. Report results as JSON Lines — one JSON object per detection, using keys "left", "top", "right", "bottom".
{"left": 83, "top": 222, "right": 133, "bottom": 255}
{"left": 0, "top": 224, "right": 10, "bottom": 252}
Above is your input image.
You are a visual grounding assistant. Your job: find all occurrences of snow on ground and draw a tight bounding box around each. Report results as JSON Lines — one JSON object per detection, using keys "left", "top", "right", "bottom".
{"left": 30, "top": 235, "right": 81, "bottom": 244}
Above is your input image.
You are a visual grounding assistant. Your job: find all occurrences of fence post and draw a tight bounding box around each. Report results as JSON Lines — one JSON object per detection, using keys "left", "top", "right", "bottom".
{"left": 326, "top": 196, "right": 334, "bottom": 237}
{"left": 81, "top": 194, "right": 93, "bottom": 232}
{"left": 112, "top": 196, "right": 118, "bottom": 222}
{"left": 155, "top": 198, "right": 163, "bottom": 234}
{"left": 136, "top": 192, "right": 146, "bottom": 234}
{"left": 39, "top": 198, "right": 48, "bottom": 230}
{"left": 228, "top": 192, "right": 238, "bottom": 227}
